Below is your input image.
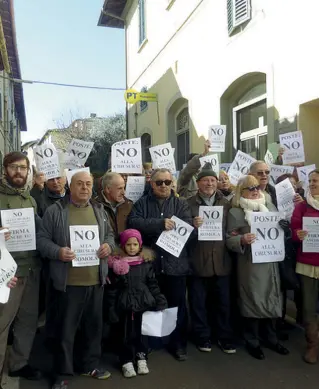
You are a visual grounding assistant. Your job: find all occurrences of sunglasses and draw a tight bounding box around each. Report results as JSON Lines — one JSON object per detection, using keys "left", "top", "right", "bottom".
{"left": 257, "top": 170, "right": 270, "bottom": 176}
{"left": 155, "top": 180, "right": 172, "bottom": 187}
{"left": 243, "top": 186, "right": 260, "bottom": 192}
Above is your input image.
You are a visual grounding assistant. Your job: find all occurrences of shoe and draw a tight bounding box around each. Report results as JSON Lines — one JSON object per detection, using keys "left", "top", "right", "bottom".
{"left": 218, "top": 340, "right": 237, "bottom": 354}
{"left": 197, "top": 341, "right": 212, "bottom": 352}
{"left": 9, "top": 365, "right": 42, "bottom": 380}
{"left": 122, "top": 362, "right": 136, "bottom": 378}
{"left": 137, "top": 359, "right": 149, "bottom": 375}
{"left": 266, "top": 342, "right": 290, "bottom": 356}
{"left": 52, "top": 380, "right": 69, "bottom": 389}
{"left": 246, "top": 344, "right": 265, "bottom": 360}
{"left": 81, "top": 368, "right": 111, "bottom": 379}
{"left": 174, "top": 348, "right": 188, "bottom": 362}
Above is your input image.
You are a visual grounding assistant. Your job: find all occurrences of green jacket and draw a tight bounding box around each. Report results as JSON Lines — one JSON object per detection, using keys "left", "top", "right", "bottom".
{"left": 0, "top": 181, "right": 41, "bottom": 277}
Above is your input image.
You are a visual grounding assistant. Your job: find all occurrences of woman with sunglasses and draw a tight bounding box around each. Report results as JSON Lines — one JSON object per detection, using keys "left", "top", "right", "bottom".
{"left": 226, "top": 175, "right": 289, "bottom": 360}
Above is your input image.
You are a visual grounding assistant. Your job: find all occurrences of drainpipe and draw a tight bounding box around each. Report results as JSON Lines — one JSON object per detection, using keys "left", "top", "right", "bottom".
{"left": 125, "top": 24, "right": 129, "bottom": 139}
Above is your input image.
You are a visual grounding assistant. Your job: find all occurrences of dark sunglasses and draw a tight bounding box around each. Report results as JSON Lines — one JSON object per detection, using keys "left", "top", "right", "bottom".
{"left": 243, "top": 186, "right": 260, "bottom": 192}
{"left": 257, "top": 170, "right": 270, "bottom": 176}
{"left": 155, "top": 180, "right": 172, "bottom": 187}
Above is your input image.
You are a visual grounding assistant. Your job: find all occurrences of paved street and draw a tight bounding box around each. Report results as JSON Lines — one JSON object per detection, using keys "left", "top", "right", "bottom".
{"left": 18, "top": 326, "right": 319, "bottom": 389}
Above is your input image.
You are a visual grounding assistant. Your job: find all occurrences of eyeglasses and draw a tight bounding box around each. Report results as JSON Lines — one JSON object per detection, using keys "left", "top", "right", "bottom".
{"left": 257, "top": 170, "right": 270, "bottom": 176}
{"left": 8, "top": 164, "right": 28, "bottom": 172}
{"left": 155, "top": 180, "right": 172, "bottom": 187}
{"left": 243, "top": 186, "right": 260, "bottom": 192}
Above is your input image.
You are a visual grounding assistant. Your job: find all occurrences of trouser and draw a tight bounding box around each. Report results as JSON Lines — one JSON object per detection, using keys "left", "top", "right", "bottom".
{"left": 54, "top": 285, "right": 103, "bottom": 376}
{"left": 158, "top": 275, "right": 188, "bottom": 350}
{"left": 299, "top": 274, "right": 319, "bottom": 325}
{"left": 45, "top": 279, "right": 58, "bottom": 341}
{"left": 119, "top": 312, "right": 148, "bottom": 365}
{"left": 0, "top": 268, "right": 40, "bottom": 374}
{"left": 243, "top": 318, "right": 278, "bottom": 348}
{"left": 188, "top": 275, "right": 233, "bottom": 343}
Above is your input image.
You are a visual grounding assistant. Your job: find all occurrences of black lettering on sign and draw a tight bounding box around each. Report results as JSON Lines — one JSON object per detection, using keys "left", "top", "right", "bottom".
{"left": 173, "top": 224, "right": 187, "bottom": 236}
{"left": 36, "top": 147, "right": 54, "bottom": 159}
{"left": 256, "top": 227, "right": 279, "bottom": 241}
{"left": 203, "top": 210, "right": 220, "bottom": 219}
{"left": 13, "top": 212, "right": 22, "bottom": 217}
{"left": 154, "top": 148, "right": 170, "bottom": 158}
{"left": 283, "top": 141, "right": 300, "bottom": 150}
{"left": 116, "top": 148, "right": 138, "bottom": 158}
{"left": 211, "top": 127, "right": 224, "bottom": 136}
{"left": 74, "top": 230, "right": 96, "bottom": 241}
{"left": 70, "top": 150, "right": 87, "bottom": 159}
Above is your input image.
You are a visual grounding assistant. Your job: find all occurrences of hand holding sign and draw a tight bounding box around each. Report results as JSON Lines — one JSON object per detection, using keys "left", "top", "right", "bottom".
{"left": 59, "top": 247, "right": 76, "bottom": 262}
{"left": 7, "top": 277, "right": 17, "bottom": 289}
{"left": 97, "top": 243, "right": 112, "bottom": 258}
{"left": 297, "top": 230, "right": 308, "bottom": 241}
{"left": 193, "top": 216, "right": 203, "bottom": 228}
{"left": 241, "top": 233, "right": 256, "bottom": 245}
{"left": 0, "top": 228, "right": 10, "bottom": 241}
{"left": 164, "top": 219, "right": 175, "bottom": 231}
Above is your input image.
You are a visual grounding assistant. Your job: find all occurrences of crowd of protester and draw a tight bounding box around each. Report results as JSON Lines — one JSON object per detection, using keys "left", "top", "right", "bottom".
{"left": 0, "top": 140, "right": 318, "bottom": 389}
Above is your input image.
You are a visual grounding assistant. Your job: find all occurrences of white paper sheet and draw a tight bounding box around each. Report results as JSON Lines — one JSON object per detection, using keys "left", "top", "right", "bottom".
{"left": 275, "top": 178, "right": 295, "bottom": 221}
{"left": 269, "top": 164, "right": 294, "bottom": 186}
{"left": 111, "top": 137, "right": 143, "bottom": 174}
{"left": 302, "top": 217, "right": 319, "bottom": 253}
{"left": 64, "top": 138, "right": 94, "bottom": 169}
{"left": 125, "top": 176, "right": 145, "bottom": 203}
{"left": 199, "top": 154, "right": 219, "bottom": 174}
{"left": 141, "top": 307, "right": 178, "bottom": 337}
{"left": 198, "top": 206, "right": 223, "bottom": 241}
{"left": 279, "top": 131, "right": 305, "bottom": 164}
{"left": 228, "top": 151, "right": 256, "bottom": 186}
{"left": 70, "top": 225, "right": 100, "bottom": 267}
{"left": 1, "top": 208, "right": 36, "bottom": 252}
{"left": 208, "top": 125, "right": 226, "bottom": 152}
{"left": 66, "top": 167, "right": 90, "bottom": 185}
{"left": 34, "top": 143, "right": 62, "bottom": 179}
{"left": 0, "top": 232, "right": 17, "bottom": 304}
{"left": 150, "top": 142, "right": 176, "bottom": 174}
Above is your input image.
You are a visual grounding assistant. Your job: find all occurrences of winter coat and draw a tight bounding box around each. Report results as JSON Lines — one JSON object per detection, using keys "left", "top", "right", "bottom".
{"left": 177, "top": 155, "right": 200, "bottom": 199}
{"left": 291, "top": 201, "right": 319, "bottom": 267}
{"left": 0, "top": 180, "right": 42, "bottom": 277}
{"left": 127, "top": 190, "right": 193, "bottom": 276}
{"left": 36, "top": 186, "right": 70, "bottom": 217}
{"left": 226, "top": 205, "right": 282, "bottom": 318}
{"left": 106, "top": 247, "right": 167, "bottom": 323}
{"left": 187, "top": 191, "right": 232, "bottom": 277}
{"left": 36, "top": 197, "right": 115, "bottom": 292}
{"left": 96, "top": 191, "right": 133, "bottom": 240}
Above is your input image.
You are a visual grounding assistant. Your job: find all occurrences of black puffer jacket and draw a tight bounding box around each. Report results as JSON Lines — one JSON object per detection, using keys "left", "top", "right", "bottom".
{"left": 127, "top": 190, "right": 193, "bottom": 276}
{"left": 106, "top": 248, "right": 167, "bottom": 323}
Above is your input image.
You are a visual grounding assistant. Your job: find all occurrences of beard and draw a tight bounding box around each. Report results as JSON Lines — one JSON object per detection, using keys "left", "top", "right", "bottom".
{"left": 6, "top": 173, "right": 28, "bottom": 189}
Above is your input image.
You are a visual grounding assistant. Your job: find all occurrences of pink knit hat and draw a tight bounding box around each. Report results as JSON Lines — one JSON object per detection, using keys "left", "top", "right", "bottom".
{"left": 120, "top": 229, "right": 143, "bottom": 248}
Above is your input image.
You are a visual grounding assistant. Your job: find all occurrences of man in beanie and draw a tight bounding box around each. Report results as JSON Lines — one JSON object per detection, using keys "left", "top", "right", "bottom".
{"left": 187, "top": 162, "right": 236, "bottom": 354}
{"left": 0, "top": 152, "right": 42, "bottom": 383}
{"left": 128, "top": 168, "right": 192, "bottom": 362}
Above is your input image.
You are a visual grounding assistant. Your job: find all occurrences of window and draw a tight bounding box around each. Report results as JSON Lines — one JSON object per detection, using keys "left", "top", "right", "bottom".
{"left": 176, "top": 108, "right": 190, "bottom": 170}
{"left": 227, "top": 0, "right": 251, "bottom": 35}
{"left": 141, "top": 133, "right": 151, "bottom": 162}
{"left": 140, "top": 86, "right": 148, "bottom": 113}
{"left": 139, "top": 0, "right": 146, "bottom": 46}
{"left": 0, "top": 93, "right": 2, "bottom": 120}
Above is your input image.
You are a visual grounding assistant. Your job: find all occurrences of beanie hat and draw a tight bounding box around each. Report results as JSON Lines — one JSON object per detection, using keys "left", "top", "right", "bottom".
{"left": 196, "top": 162, "right": 218, "bottom": 181}
{"left": 120, "top": 229, "right": 143, "bottom": 248}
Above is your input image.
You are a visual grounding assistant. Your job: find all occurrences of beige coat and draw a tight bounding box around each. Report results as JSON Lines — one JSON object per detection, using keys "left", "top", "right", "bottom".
{"left": 226, "top": 206, "right": 282, "bottom": 318}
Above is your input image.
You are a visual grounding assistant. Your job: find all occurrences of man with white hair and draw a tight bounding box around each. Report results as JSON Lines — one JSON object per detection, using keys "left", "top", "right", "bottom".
{"left": 96, "top": 172, "right": 133, "bottom": 240}
{"left": 249, "top": 161, "right": 277, "bottom": 206}
{"left": 37, "top": 171, "right": 115, "bottom": 389}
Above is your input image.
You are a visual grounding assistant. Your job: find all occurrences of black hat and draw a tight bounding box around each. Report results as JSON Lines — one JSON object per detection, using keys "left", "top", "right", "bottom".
{"left": 196, "top": 162, "right": 218, "bottom": 181}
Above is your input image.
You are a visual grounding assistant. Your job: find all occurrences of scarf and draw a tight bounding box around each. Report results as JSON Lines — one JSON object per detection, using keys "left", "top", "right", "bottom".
{"left": 307, "top": 193, "right": 319, "bottom": 211}
{"left": 239, "top": 193, "right": 269, "bottom": 225}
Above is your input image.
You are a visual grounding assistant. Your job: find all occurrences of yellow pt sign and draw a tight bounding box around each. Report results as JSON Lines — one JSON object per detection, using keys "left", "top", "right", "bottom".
{"left": 124, "top": 89, "right": 158, "bottom": 104}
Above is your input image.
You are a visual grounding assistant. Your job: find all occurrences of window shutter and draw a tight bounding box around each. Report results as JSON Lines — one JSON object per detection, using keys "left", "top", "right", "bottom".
{"left": 227, "top": 0, "right": 251, "bottom": 35}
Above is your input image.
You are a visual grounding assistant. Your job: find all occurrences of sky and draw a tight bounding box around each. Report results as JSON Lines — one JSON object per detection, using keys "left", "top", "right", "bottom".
{"left": 14, "top": 0, "right": 126, "bottom": 144}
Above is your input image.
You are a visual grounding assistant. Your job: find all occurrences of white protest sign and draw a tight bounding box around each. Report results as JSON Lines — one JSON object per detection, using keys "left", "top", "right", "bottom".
{"left": 275, "top": 178, "right": 295, "bottom": 221}
{"left": 142, "top": 307, "right": 178, "bottom": 337}
{"left": 199, "top": 154, "right": 219, "bottom": 174}
{"left": 198, "top": 206, "right": 223, "bottom": 241}
{"left": 269, "top": 164, "right": 294, "bottom": 186}
{"left": 34, "top": 143, "right": 61, "bottom": 179}
{"left": 0, "top": 231, "right": 17, "bottom": 304}
{"left": 182, "top": 163, "right": 187, "bottom": 169}
{"left": 64, "top": 139, "right": 94, "bottom": 170}
{"left": 228, "top": 151, "right": 256, "bottom": 185}
{"left": 302, "top": 217, "right": 319, "bottom": 253}
{"left": 1, "top": 208, "right": 36, "bottom": 252}
{"left": 297, "top": 164, "right": 316, "bottom": 191}
{"left": 279, "top": 131, "right": 305, "bottom": 164}
{"left": 70, "top": 225, "right": 100, "bottom": 267}
{"left": 66, "top": 167, "right": 90, "bottom": 185}
{"left": 220, "top": 163, "right": 231, "bottom": 173}
{"left": 111, "top": 138, "right": 143, "bottom": 174}
{"left": 264, "top": 150, "right": 274, "bottom": 165}
{"left": 156, "top": 216, "right": 193, "bottom": 258}
{"left": 251, "top": 212, "right": 285, "bottom": 263}
{"left": 208, "top": 125, "right": 226, "bottom": 152}
{"left": 125, "top": 176, "right": 145, "bottom": 203}
{"left": 150, "top": 143, "right": 176, "bottom": 173}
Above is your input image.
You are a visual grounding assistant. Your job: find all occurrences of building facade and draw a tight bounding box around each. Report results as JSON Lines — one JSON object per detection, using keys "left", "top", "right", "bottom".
{"left": 0, "top": 0, "right": 27, "bottom": 170}
{"left": 99, "top": 0, "right": 319, "bottom": 169}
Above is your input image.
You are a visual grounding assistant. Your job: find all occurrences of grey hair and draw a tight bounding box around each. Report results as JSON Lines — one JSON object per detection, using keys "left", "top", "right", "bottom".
{"left": 151, "top": 168, "right": 173, "bottom": 181}
{"left": 249, "top": 160, "right": 269, "bottom": 173}
{"left": 102, "top": 172, "right": 123, "bottom": 189}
